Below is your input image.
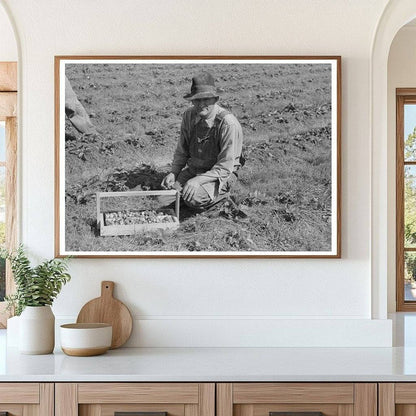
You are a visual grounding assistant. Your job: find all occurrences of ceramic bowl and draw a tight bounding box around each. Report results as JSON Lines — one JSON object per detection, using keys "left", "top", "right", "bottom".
{"left": 60, "top": 323, "right": 112, "bottom": 356}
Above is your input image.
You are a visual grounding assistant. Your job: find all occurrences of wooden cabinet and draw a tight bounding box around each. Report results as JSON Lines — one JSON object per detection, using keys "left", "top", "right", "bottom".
{"left": 0, "top": 381, "right": 384, "bottom": 416}
{"left": 217, "top": 383, "right": 377, "bottom": 416}
{"left": 55, "top": 383, "right": 215, "bottom": 416}
{"left": 0, "top": 383, "right": 53, "bottom": 416}
{"left": 379, "top": 383, "right": 416, "bottom": 416}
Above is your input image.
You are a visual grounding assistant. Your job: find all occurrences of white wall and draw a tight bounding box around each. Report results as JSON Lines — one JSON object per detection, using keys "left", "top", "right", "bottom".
{"left": 0, "top": 3, "right": 17, "bottom": 60}
{"left": 387, "top": 25, "right": 416, "bottom": 312}
{"left": 0, "top": 0, "right": 393, "bottom": 346}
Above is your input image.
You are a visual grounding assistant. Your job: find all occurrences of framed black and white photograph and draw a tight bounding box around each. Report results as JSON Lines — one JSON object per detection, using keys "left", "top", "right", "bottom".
{"left": 55, "top": 56, "right": 341, "bottom": 258}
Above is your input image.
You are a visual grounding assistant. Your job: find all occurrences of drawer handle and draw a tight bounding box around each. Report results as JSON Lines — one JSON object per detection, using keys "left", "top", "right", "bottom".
{"left": 270, "top": 413, "right": 324, "bottom": 416}
{"left": 115, "top": 412, "right": 167, "bottom": 416}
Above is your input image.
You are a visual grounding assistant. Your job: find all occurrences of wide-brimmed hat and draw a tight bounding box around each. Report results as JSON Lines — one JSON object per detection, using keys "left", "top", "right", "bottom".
{"left": 183, "top": 72, "right": 219, "bottom": 100}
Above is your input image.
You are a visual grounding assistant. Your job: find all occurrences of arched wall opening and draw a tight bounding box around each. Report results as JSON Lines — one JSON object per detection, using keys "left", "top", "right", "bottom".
{"left": 371, "top": 0, "right": 416, "bottom": 319}
{"left": 387, "top": 19, "right": 416, "bottom": 313}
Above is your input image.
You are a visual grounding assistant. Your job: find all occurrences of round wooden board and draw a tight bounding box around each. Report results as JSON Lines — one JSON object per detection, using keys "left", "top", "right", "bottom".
{"left": 76, "top": 281, "right": 133, "bottom": 349}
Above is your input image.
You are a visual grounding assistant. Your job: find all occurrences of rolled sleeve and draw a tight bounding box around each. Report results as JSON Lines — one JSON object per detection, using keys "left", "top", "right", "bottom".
{"left": 171, "top": 110, "right": 192, "bottom": 176}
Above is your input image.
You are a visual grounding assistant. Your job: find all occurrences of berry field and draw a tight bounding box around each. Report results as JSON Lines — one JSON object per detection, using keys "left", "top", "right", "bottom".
{"left": 63, "top": 61, "right": 335, "bottom": 254}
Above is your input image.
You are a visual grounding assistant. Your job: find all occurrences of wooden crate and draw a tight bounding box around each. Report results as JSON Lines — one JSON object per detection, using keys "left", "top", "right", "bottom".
{"left": 97, "top": 190, "right": 180, "bottom": 237}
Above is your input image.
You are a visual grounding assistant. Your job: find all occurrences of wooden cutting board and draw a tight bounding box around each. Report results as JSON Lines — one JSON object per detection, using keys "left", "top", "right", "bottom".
{"left": 76, "top": 281, "right": 133, "bottom": 349}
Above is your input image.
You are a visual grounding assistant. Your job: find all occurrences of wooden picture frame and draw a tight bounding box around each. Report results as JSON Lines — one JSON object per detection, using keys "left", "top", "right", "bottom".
{"left": 55, "top": 56, "right": 341, "bottom": 258}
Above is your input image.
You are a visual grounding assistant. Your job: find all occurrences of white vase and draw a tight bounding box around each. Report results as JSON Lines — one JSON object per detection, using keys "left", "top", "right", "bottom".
{"left": 19, "top": 306, "right": 55, "bottom": 354}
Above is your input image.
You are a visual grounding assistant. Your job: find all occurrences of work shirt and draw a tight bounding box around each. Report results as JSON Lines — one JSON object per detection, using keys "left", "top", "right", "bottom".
{"left": 171, "top": 104, "right": 243, "bottom": 185}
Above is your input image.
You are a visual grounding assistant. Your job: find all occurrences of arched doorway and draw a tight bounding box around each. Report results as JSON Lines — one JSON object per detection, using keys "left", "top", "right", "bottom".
{"left": 371, "top": 0, "right": 416, "bottom": 319}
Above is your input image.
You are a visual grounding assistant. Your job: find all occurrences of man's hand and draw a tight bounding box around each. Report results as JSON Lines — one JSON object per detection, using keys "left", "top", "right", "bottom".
{"left": 182, "top": 177, "right": 201, "bottom": 202}
{"left": 161, "top": 173, "right": 176, "bottom": 189}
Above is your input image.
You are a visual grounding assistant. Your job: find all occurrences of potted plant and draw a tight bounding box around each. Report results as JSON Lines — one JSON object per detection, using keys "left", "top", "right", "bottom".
{"left": 1, "top": 245, "right": 71, "bottom": 354}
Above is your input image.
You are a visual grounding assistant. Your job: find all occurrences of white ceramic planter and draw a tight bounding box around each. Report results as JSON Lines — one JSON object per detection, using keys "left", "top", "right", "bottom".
{"left": 19, "top": 305, "right": 55, "bottom": 354}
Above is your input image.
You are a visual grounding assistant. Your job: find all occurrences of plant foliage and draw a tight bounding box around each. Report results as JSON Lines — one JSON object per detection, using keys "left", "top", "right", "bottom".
{"left": 0, "top": 245, "right": 71, "bottom": 315}
{"left": 65, "top": 63, "right": 333, "bottom": 253}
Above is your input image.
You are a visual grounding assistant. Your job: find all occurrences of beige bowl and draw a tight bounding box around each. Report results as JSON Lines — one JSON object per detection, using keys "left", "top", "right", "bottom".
{"left": 60, "top": 323, "right": 112, "bottom": 356}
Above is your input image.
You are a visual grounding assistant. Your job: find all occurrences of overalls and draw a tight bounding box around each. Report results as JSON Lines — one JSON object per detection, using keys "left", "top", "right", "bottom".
{"left": 176, "top": 111, "right": 237, "bottom": 209}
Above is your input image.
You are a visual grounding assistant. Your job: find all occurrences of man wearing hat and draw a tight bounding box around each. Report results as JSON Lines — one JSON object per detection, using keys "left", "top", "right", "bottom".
{"left": 161, "top": 72, "right": 243, "bottom": 210}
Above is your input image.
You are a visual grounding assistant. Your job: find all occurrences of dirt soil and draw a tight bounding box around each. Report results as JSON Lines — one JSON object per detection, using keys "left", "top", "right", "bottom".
{"left": 64, "top": 62, "right": 333, "bottom": 253}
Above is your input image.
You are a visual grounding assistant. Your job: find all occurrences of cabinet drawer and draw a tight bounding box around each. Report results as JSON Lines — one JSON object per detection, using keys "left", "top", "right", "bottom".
{"left": 0, "top": 383, "right": 53, "bottom": 416}
{"left": 80, "top": 403, "right": 185, "bottom": 416}
{"left": 78, "top": 383, "right": 200, "bottom": 404}
{"left": 0, "top": 383, "right": 39, "bottom": 403}
{"left": 217, "top": 383, "right": 376, "bottom": 416}
{"left": 56, "top": 383, "right": 215, "bottom": 416}
{"left": 379, "top": 383, "right": 416, "bottom": 416}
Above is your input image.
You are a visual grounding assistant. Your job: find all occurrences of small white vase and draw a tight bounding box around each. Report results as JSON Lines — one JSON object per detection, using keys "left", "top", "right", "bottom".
{"left": 19, "top": 306, "right": 55, "bottom": 354}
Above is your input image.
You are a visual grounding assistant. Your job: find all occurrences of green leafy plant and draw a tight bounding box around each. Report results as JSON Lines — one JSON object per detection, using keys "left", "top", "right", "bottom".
{"left": 0, "top": 245, "right": 71, "bottom": 316}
